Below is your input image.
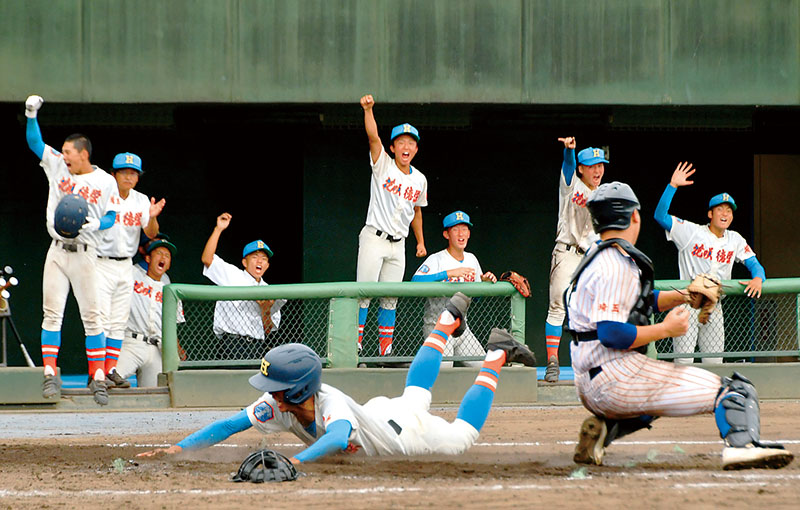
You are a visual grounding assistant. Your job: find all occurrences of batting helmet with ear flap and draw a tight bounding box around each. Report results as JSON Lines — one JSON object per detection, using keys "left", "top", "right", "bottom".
{"left": 586, "top": 181, "right": 641, "bottom": 233}
{"left": 248, "top": 343, "right": 322, "bottom": 404}
{"left": 53, "top": 194, "right": 89, "bottom": 239}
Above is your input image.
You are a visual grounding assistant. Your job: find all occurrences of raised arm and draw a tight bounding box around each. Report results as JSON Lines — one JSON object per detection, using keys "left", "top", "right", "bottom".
{"left": 557, "top": 136, "right": 577, "bottom": 185}
{"left": 201, "top": 212, "right": 231, "bottom": 268}
{"left": 654, "top": 162, "right": 695, "bottom": 232}
{"left": 143, "top": 197, "right": 166, "bottom": 239}
{"left": 25, "top": 95, "right": 45, "bottom": 159}
{"left": 361, "top": 95, "right": 383, "bottom": 165}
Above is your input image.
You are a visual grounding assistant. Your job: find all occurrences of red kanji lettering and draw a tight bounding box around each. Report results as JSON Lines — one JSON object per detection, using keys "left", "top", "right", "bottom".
{"left": 612, "top": 304, "right": 620, "bottom": 313}
{"left": 726, "top": 251, "right": 734, "bottom": 264}
{"left": 598, "top": 303, "right": 608, "bottom": 312}
{"left": 133, "top": 212, "right": 142, "bottom": 226}
{"left": 413, "top": 190, "right": 421, "bottom": 202}
{"left": 58, "top": 178, "right": 74, "bottom": 193}
{"left": 123, "top": 212, "right": 135, "bottom": 227}
{"left": 77, "top": 186, "right": 89, "bottom": 200}
{"left": 156, "top": 291, "right": 162, "bottom": 303}
{"left": 572, "top": 191, "right": 587, "bottom": 207}
{"left": 403, "top": 187, "right": 415, "bottom": 201}
{"left": 716, "top": 249, "right": 728, "bottom": 263}
{"left": 88, "top": 189, "right": 102, "bottom": 205}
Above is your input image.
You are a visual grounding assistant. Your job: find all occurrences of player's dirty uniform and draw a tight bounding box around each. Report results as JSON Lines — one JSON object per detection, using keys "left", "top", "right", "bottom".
{"left": 357, "top": 145, "right": 428, "bottom": 355}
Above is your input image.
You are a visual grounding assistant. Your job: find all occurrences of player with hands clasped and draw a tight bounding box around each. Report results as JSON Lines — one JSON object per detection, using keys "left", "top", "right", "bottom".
{"left": 115, "top": 238, "right": 184, "bottom": 387}
{"left": 356, "top": 95, "right": 428, "bottom": 358}
{"left": 654, "top": 162, "right": 767, "bottom": 364}
{"left": 412, "top": 211, "right": 496, "bottom": 367}
{"left": 543, "top": 137, "right": 606, "bottom": 382}
{"left": 24, "top": 95, "right": 119, "bottom": 405}
{"left": 96, "top": 152, "right": 166, "bottom": 388}
{"left": 566, "top": 182, "right": 792, "bottom": 470}
{"left": 201, "top": 213, "right": 284, "bottom": 361}
{"left": 137, "top": 293, "right": 536, "bottom": 464}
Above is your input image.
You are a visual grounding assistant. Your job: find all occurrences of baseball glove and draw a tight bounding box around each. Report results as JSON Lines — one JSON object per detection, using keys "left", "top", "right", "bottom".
{"left": 500, "top": 271, "right": 531, "bottom": 298}
{"left": 231, "top": 449, "right": 300, "bottom": 483}
{"left": 686, "top": 273, "right": 722, "bottom": 324}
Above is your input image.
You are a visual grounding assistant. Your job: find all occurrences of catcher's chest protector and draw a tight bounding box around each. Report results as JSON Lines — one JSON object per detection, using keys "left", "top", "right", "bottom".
{"left": 565, "top": 238, "right": 656, "bottom": 353}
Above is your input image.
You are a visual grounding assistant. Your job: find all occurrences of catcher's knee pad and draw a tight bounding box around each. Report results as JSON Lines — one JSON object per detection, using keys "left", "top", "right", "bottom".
{"left": 715, "top": 372, "right": 760, "bottom": 447}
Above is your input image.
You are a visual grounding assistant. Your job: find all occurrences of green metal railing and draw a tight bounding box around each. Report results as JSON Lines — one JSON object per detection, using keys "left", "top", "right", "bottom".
{"left": 162, "top": 282, "right": 524, "bottom": 371}
{"left": 653, "top": 278, "right": 800, "bottom": 361}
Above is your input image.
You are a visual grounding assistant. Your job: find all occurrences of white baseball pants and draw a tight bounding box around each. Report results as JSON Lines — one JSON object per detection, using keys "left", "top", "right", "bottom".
{"left": 673, "top": 305, "right": 725, "bottom": 364}
{"left": 95, "top": 257, "right": 133, "bottom": 340}
{"left": 42, "top": 241, "right": 103, "bottom": 335}
{"left": 546, "top": 244, "right": 583, "bottom": 325}
{"left": 116, "top": 334, "right": 162, "bottom": 387}
{"left": 357, "top": 225, "right": 405, "bottom": 310}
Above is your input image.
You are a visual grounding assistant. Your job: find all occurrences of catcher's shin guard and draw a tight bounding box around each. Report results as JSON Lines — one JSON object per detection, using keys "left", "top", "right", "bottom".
{"left": 715, "top": 372, "right": 761, "bottom": 448}
{"left": 603, "top": 415, "right": 657, "bottom": 447}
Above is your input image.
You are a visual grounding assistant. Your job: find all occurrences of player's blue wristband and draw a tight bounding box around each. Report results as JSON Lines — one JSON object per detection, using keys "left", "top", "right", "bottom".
{"left": 411, "top": 271, "right": 448, "bottom": 282}
{"left": 562, "top": 147, "right": 576, "bottom": 184}
{"left": 654, "top": 184, "right": 676, "bottom": 232}
{"left": 98, "top": 210, "right": 116, "bottom": 230}
{"left": 26, "top": 117, "right": 45, "bottom": 159}
{"left": 294, "top": 419, "right": 352, "bottom": 463}
{"left": 743, "top": 257, "right": 766, "bottom": 281}
{"left": 597, "top": 320, "right": 637, "bottom": 350}
{"left": 176, "top": 409, "right": 252, "bottom": 450}
{"left": 653, "top": 289, "right": 661, "bottom": 313}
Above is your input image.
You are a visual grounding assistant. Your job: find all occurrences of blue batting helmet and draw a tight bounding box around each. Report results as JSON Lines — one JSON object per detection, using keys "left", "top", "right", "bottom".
{"left": 248, "top": 343, "right": 322, "bottom": 405}
{"left": 54, "top": 194, "right": 89, "bottom": 239}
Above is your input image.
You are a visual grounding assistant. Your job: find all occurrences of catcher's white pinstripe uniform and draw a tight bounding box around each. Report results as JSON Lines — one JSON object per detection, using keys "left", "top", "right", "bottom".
{"left": 567, "top": 245, "right": 720, "bottom": 419}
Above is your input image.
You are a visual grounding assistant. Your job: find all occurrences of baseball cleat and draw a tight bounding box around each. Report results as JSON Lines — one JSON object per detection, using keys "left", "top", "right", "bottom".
{"left": 42, "top": 374, "right": 61, "bottom": 399}
{"left": 544, "top": 355, "right": 560, "bottom": 382}
{"left": 722, "top": 445, "right": 794, "bottom": 470}
{"left": 444, "top": 292, "right": 471, "bottom": 338}
{"left": 106, "top": 370, "right": 131, "bottom": 389}
{"left": 486, "top": 328, "right": 536, "bottom": 366}
{"left": 574, "top": 415, "right": 607, "bottom": 465}
{"left": 88, "top": 377, "right": 109, "bottom": 406}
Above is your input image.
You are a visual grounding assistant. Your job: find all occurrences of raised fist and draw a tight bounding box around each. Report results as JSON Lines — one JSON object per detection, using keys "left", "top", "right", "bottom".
{"left": 25, "top": 95, "right": 43, "bottom": 118}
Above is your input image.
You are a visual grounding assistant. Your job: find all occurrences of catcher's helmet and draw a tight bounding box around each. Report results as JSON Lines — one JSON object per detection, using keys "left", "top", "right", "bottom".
{"left": 586, "top": 181, "right": 640, "bottom": 233}
{"left": 249, "top": 343, "right": 321, "bottom": 404}
{"left": 53, "top": 194, "right": 89, "bottom": 239}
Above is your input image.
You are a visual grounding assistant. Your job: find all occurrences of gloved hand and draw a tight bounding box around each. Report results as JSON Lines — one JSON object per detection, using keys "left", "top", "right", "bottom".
{"left": 25, "top": 95, "right": 44, "bottom": 119}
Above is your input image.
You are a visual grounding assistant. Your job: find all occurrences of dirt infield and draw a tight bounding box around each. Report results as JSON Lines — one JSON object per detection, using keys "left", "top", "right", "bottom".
{"left": 1, "top": 402, "right": 799, "bottom": 509}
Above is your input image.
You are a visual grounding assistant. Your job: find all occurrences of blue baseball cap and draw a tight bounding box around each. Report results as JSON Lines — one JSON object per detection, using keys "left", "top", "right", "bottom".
{"left": 112, "top": 152, "right": 143, "bottom": 173}
{"left": 390, "top": 123, "right": 420, "bottom": 142}
{"left": 577, "top": 147, "right": 609, "bottom": 166}
{"left": 243, "top": 240, "right": 273, "bottom": 258}
{"left": 443, "top": 210, "right": 472, "bottom": 229}
{"left": 708, "top": 193, "right": 737, "bottom": 211}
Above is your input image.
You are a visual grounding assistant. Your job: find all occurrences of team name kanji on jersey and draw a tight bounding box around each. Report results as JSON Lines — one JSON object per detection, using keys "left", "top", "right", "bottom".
{"left": 116, "top": 211, "right": 143, "bottom": 227}
{"left": 690, "top": 244, "right": 745, "bottom": 264}
{"left": 572, "top": 191, "right": 588, "bottom": 207}
{"left": 58, "top": 177, "right": 105, "bottom": 205}
{"left": 383, "top": 177, "right": 422, "bottom": 202}
{"left": 134, "top": 280, "right": 162, "bottom": 303}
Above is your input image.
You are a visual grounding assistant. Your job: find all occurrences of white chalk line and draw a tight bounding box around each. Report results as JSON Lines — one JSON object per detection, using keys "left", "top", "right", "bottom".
{"left": 100, "top": 439, "right": 800, "bottom": 448}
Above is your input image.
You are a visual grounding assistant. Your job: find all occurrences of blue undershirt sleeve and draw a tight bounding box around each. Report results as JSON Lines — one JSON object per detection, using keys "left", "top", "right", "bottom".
{"left": 597, "top": 320, "right": 637, "bottom": 350}
{"left": 98, "top": 210, "right": 116, "bottom": 230}
{"left": 653, "top": 290, "right": 661, "bottom": 313}
{"left": 743, "top": 257, "right": 766, "bottom": 281}
{"left": 293, "top": 419, "right": 352, "bottom": 463}
{"left": 654, "top": 184, "right": 676, "bottom": 232}
{"left": 411, "top": 271, "right": 448, "bottom": 282}
{"left": 26, "top": 117, "right": 45, "bottom": 159}
{"left": 176, "top": 409, "right": 252, "bottom": 451}
{"left": 562, "top": 147, "right": 576, "bottom": 185}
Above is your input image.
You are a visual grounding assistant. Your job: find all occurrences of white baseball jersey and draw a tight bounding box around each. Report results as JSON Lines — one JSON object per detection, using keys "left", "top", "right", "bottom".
{"left": 97, "top": 188, "right": 151, "bottom": 258}
{"left": 40, "top": 144, "right": 119, "bottom": 248}
{"left": 666, "top": 217, "right": 756, "bottom": 280}
{"left": 414, "top": 249, "right": 483, "bottom": 326}
{"left": 202, "top": 254, "right": 281, "bottom": 339}
{"left": 364, "top": 149, "right": 428, "bottom": 239}
{"left": 554, "top": 167, "right": 598, "bottom": 252}
{"left": 127, "top": 264, "right": 184, "bottom": 340}
{"left": 246, "top": 384, "right": 478, "bottom": 457}
{"left": 567, "top": 243, "right": 721, "bottom": 419}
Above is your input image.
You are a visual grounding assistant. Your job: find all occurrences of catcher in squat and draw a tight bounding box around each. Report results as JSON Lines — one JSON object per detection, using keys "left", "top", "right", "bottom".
{"left": 654, "top": 162, "right": 766, "bottom": 364}
{"left": 566, "top": 181, "right": 792, "bottom": 470}
{"left": 138, "top": 293, "right": 536, "bottom": 470}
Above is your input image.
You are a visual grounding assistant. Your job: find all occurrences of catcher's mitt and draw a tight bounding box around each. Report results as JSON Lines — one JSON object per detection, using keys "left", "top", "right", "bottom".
{"left": 500, "top": 271, "right": 531, "bottom": 298}
{"left": 231, "top": 449, "right": 300, "bottom": 483}
{"left": 686, "top": 273, "right": 722, "bottom": 324}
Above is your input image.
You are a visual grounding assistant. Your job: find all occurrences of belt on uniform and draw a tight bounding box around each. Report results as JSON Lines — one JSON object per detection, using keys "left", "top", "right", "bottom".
{"left": 570, "top": 330, "right": 598, "bottom": 344}
{"left": 387, "top": 419, "right": 402, "bottom": 435}
{"left": 375, "top": 229, "right": 402, "bottom": 243}
{"left": 131, "top": 332, "right": 159, "bottom": 346}
{"left": 560, "top": 242, "right": 586, "bottom": 255}
{"left": 97, "top": 255, "right": 129, "bottom": 261}
{"left": 588, "top": 366, "right": 603, "bottom": 380}
{"left": 54, "top": 240, "right": 88, "bottom": 252}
